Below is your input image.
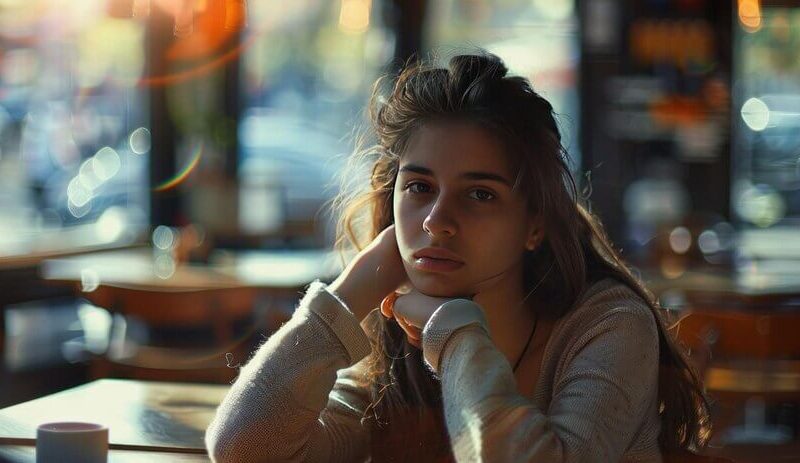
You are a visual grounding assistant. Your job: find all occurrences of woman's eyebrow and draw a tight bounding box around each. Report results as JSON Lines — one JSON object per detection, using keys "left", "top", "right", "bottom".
{"left": 398, "top": 164, "right": 512, "bottom": 187}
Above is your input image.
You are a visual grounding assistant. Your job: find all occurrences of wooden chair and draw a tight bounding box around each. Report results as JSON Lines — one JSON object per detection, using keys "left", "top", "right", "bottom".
{"left": 81, "top": 285, "right": 263, "bottom": 383}
{"left": 674, "top": 307, "right": 800, "bottom": 453}
{"left": 675, "top": 308, "right": 800, "bottom": 397}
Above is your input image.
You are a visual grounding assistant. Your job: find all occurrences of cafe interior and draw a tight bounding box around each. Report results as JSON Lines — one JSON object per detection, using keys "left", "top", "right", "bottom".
{"left": 0, "top": 0, "right": 798, "bottom": 461}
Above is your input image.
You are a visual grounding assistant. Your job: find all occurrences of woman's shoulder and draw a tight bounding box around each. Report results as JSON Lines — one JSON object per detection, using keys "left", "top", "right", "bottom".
{"left": 553, "top": 277, "right": 659, "bottom": 346}
{"left": 538, "top": 277, "right": 661, "bottom": 396}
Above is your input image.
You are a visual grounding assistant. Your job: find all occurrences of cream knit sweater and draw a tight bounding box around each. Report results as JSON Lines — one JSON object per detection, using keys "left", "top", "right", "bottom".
{"left": 206, "top": 277, "right": 663, "bottom": 462}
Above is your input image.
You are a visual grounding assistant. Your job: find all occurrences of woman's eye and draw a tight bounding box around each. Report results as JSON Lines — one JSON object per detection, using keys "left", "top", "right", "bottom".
{"left": 469, "top": 189, "right": 495, "bottom": 201}
{"left": 405, "top": 182, "right": 430, "bottom": 194}
{"left": 403, "top": 182, "right": 494, "bottom": 202}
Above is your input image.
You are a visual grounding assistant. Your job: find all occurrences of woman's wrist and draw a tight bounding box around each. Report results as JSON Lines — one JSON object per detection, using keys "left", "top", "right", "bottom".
{"left": 326, "top": 277, "right": 373, "bottom": 322}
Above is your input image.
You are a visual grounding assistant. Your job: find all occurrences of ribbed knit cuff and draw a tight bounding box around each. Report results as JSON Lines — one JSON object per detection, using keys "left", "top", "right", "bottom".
{"left": 298, "top": 280, "right": 372, "bottom": 365}
{"left": 421, "top": 299, "right": 491, "bottom": 374}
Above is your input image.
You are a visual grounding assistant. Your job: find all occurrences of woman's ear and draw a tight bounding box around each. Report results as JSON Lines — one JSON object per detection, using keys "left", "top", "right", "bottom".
{"left": 526, "top": 217, "right": 544, "bottom": 250}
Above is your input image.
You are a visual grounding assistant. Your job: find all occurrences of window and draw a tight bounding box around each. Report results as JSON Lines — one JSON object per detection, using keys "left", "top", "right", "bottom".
{"left": 236, "top": 0, "right": 393, "bottom": 245}
{"left": 425, "top": 0, "right": 581, "bottom": 170}
{"left": 733, "top": 5, "right": 800, "bottom": 230}
{"left": 0, "top": 0, "right": 148, "bottom": 252}
{"left": 731, "top": 4, "right": 800, "bottom": 275}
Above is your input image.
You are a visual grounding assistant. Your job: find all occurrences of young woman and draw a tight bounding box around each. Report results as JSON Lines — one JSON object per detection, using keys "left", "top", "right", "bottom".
{"left": 206, "top": 53, "right": 709, "bottom": 462}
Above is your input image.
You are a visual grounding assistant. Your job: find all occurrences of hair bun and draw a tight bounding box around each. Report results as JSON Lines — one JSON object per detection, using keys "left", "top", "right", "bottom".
{"left": 448, "top": 53, "right": 508, "bottom": 83}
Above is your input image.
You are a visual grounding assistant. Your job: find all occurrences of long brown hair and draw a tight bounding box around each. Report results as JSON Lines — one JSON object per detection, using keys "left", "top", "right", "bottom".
{"left": 330, "top": 52, "right": 709, "bottom": 460}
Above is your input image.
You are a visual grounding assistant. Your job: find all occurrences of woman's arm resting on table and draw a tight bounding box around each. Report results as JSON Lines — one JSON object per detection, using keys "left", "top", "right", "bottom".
{"left": 205, "top": 281, "right": 376, "bottom": 463}
{"left": 422, "top": 302, "right": 660, "bottom": 463}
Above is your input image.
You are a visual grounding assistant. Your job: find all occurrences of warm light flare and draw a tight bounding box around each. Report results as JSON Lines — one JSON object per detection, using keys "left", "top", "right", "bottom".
{"left": 173, "top": 0, "right": 195, "bottom": 37}
{"left": 153, "top": 143, "right": 203, "bottom": 192}
{"left": 738, "top": 0, "right": 762, "bottom": 32}
{"left": 224, "top": 0, "right": 246, "bottom": 31}
{"left": 132, "top": 0, "right": 150, "bottom": 18}
{"left": 339, "top": 0, "right": 371, "bottom": 34}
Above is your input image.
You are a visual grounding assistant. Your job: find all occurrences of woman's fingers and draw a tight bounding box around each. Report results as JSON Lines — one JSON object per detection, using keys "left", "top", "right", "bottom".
{"left": 380, "top": 292, "right": 421, "bottom": 347}
{"left": 394, "top": 314, "right": 422, "bottom": 348}
{"left": 396, "top": 315, "right": 421, "bottom": 338}
{"left": 380, "top": 292, "right": 398, "bottom": 318}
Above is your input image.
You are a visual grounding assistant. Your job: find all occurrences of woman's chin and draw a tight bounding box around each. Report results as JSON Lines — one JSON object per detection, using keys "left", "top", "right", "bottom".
{"left": 409, "top": 273, "right": 470, "bottom": 298}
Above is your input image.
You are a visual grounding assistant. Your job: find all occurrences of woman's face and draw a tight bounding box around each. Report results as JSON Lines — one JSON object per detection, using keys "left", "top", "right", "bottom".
{"left": 393, "top": 121, "right": 540, "bottom": 297}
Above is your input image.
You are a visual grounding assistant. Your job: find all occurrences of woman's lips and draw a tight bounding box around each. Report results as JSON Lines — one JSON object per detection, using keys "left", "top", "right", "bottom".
{"left": 413, "top": 256, "right": 465, "bottom": 273}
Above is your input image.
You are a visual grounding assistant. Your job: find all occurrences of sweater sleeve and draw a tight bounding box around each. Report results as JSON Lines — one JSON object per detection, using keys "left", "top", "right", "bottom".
{"left": 205, "top": 280, "right": 376, "bottom": 463}
{"left": 422, "top": 303, "right": 660, "bottom": 463}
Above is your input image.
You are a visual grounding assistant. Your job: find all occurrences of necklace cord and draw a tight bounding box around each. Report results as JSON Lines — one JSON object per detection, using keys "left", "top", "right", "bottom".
{"left": 511, "top": 263, "right": 553, "bottom": 373}
{"left": 512, "top": 317, "right": 537, "bottom": 372}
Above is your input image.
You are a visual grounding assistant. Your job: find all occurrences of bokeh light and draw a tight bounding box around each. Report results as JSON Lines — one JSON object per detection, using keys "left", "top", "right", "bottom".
{"left": 154, "top": 252, "right": 177, "bottom": 279}
{"left": 698, "top": 229, "right": 721, "bottom": 254}
{"left": 129, "top": 127, "right": 151, "bottom": 154}
{"left": 67, "top": 177, "right": 93, "bottom": 208}
{"left": 736, "top": 183, "right": 787, "bottom": 228}
{"left": 152, "top": 225, "right": 176, "bottom": 250}
{"left": 741, "top": 97, "right": 769, "bottom": 131}
{"left": 669, "top": 226, "right": 692, "bottom": 254}
{"left": 78, "top": 159, "right": 103, "bottom": 191}
{"left": 94, "top": 206, "right": 127, "bottom": 242}
{"left": 92, "top": 147, "right": 121, "bottom": 181}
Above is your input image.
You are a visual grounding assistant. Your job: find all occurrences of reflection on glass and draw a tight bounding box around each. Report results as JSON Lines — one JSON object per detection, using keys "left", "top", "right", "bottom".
{"left": 237, "top": 0, "right": 392, "bottom": 244}
{"left": 0, "top": 0, "right": 148, "bottom": 249}
{"left": 734, "top": 7, "right": 800, "bottom": 229}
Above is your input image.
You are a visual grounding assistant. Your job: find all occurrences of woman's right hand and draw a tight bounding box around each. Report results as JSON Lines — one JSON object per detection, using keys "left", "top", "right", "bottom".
{"left": 326, "top": 225, "right": 409, "bottom": 321}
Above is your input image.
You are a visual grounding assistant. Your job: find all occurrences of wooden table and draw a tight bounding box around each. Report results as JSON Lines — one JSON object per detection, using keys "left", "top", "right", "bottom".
{"left": 23, "top": 247, "right": 344, "bottom": 385}
{"left": 0, "top": 379, "right": 228, "bottom": 461}
{"left": 0, "top": 446, "right": 210, "bottom": 462}
{"left": 40, "top": 247, "right": 342, "bottom": 292}
{"left": 642, "top": 264, "right": 800, "bottom": 311}
{"left": 0, "top": 225, "right": 139, "bottom": 271}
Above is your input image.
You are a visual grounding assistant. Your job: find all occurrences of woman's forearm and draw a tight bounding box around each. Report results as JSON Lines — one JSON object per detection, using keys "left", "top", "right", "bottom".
{"left": 205, "top": 281, "right": 373, "bottom": 463}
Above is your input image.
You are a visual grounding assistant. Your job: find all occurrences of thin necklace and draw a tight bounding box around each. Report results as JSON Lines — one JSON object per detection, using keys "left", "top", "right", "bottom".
{"left": 512, "top": 316, "right": 537, "bottom": 373}
{"left": 510, "top": 263, "right": 553, "bottom": 373}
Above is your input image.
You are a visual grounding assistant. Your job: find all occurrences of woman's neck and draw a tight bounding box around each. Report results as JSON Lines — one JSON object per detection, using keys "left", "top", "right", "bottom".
{"left": 472, "top": 271, "right": 538, "bottom": 369}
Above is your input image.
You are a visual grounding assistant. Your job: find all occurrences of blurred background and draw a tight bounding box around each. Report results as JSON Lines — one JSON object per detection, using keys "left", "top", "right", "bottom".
{"left": 0, "top": 1, "right": 798, "bottom": 461}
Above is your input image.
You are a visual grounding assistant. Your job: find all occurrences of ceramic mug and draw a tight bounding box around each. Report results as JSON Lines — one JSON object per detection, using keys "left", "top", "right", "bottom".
{"left": 36, "top": 422, "right": 108, "bottom": 463}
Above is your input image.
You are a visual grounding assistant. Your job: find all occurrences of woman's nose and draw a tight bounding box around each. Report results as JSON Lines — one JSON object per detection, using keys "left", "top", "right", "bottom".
{"left": 422, "top": 197, "right": 457, "bottom": 238}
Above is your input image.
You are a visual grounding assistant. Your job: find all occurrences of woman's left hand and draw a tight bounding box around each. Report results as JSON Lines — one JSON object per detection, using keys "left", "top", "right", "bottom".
{"left": 389, "top": 288, "right": 454, "bottom": 348}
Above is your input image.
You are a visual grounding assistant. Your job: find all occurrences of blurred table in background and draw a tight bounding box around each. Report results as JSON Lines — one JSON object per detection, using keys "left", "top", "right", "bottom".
{"left": 0, "top": 228, "right": 143, "bottom": 407}
{"left": 644, "top": 256, "right": 800, "bottom": 463}
{"left": 0, "top": 225, "right": 139, "bottom": 271}
{"left": 32, "top": 247, "right": 343, "bottom": 384}
{"left": 643, "top": 263, "right": 800, "bottom": 311}
{"left": 40, "top": 247, "right": 341, "bottom": 293}
{"left": 0, "top": 379, "right": 224, "bottom": 461}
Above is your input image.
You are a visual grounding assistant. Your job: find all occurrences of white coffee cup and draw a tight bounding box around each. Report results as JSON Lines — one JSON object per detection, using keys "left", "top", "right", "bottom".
{"left": 36, "top": 422, "right": 108, "bottom": 463}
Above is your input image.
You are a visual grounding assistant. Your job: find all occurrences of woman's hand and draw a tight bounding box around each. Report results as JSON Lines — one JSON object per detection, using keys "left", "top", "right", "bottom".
{"left": 327, "top": 225, "right": 409, "bottom": 321}
{"left": 387, "top": 288, "right": 454, "bottom": 348}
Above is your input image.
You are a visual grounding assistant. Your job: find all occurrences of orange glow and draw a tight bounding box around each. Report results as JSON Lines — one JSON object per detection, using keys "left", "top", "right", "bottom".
{"left": 738, "top": 0, "right": 762, "bottom": 32}
{"left": 224, "top": 0, "right": 246, "bottom": 31}
{"left": 134, "top": 32, "right": 257, "bottom": 87}
{"left": 129, "top": 0, "right": 258, "bottom": 87}
{"left": 649, "top": 96, "right": 707, "bottom": 127}
{"left": 166, "top": 0, "right": 236, "bottom": 61}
